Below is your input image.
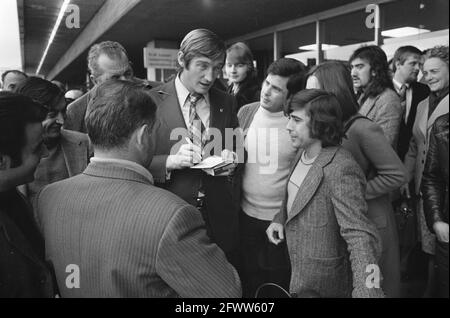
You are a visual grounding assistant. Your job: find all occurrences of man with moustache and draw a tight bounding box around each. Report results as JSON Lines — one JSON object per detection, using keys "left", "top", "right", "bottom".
{"left": 350, "top": 46, "right": 402, "bottom": 149}
{"left": 392, "top": 46, "right": 430, "bottom": 161}
{"left": 15, "top": 77, "right": 91, "bottom": 209}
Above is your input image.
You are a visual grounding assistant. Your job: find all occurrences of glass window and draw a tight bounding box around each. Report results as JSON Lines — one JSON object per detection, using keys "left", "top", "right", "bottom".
{"left": 280, "top": 23, "right": 317, "bottom": 67}
{"left": 247, "top": 34, "right": 273, "bottom": 81}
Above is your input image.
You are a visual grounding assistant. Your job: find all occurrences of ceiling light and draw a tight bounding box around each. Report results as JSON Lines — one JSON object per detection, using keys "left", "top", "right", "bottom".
{"left": 36, "top": 0, "right": 71, "bottom": 75}
{"left": 382, "top": 26, "right": 430, "bottom": 38}
{"left": 299, "top": 44, "right": 340, "bottom": 51}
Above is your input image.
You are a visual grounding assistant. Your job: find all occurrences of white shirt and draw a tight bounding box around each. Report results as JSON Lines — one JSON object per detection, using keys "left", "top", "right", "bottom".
{"left": 175, "top": 74, "right": 210, "bottom": 128}
{"left": 393, "top": 78, "right": 412, "bottom": 124}
{"left": 90, "top": 157, "right": 154, "bottom": 184}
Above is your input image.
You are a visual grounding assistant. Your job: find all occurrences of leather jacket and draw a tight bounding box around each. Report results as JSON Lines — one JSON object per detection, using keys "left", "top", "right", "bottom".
{"left": 421, "top": 113, "right": 449, "bottom": 231}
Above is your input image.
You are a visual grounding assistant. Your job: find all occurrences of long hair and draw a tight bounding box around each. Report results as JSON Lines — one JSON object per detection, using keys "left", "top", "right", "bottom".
{"left": 307, "top": 61, "right": 359, "bottom": 123}
{"left": 226, "top": 42, "right": 257, "bottom": 83}
{"left": 350, "top": 45, "right": 394, "bottom": 103}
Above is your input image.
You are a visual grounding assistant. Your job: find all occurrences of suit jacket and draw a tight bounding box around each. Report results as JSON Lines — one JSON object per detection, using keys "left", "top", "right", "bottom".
{"left": 0, "top": 190, "right": 55, "bottom": 298}
{"left": 404, "top": 94, "right": 449, "bottom": 194}
{"left": 342, "top": 116, "right": 407, "bottom": 297}
{"left": 147, "top": 79, "right": 240, "bottom": 256}
{"left": 65, "top": 92, "right": 91, "bottom": 133}
{"left": 36, "top": 161, "right": 242, "bottom": 298}
{"left": 359, "top": 88, "right": 403, "bottom": 149}
{"left": 397, "top": 82, "right": 430, "bottom": 161}
{"left": 273, "top": 147, "right": 384, "bottom": 298}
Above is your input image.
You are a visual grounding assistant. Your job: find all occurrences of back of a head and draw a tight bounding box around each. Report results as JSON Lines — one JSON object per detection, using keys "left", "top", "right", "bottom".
{"left": 15, "top": 76, "right": 63, "bottom": 109}
{"left": 85, "top": 79, "right": 157, "bottom": 150}
{"left": 267, "top": 58, "right": 307, "bottom": 96}
{"left": 179, "top": 29, "right": 226, "bottom": 68}
{"left": 88, "top": 41, "right": 129, "bottom": 78}
{"left": 0, "top": 91, "right": 47, "bottom": 164}
{"left": 308, "top": 61, "right": 359, "bottom": 121}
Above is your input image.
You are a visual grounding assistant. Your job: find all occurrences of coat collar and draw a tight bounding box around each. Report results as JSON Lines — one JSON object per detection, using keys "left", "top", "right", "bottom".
{"left": 60, "top": 129, "right": 88, "bottom": 177}
{"left": 417, "top": 94, "right": 449, "bottom": 139}
{"left": 83, "top": 161, "right": 153, "bottom": 186}
{"left": 286, "top": 147, "right": 340, "bottom": 224}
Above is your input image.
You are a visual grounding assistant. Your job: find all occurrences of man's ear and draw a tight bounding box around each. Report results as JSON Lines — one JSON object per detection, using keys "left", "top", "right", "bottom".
{"left": 136, "top": 124, "right": 150, "bottom": 147}
{"left": 0, "top": 154, "right": 12, "bottom": 170}
{"left": 178, "top": 51, "right": 185, "bottom": 68}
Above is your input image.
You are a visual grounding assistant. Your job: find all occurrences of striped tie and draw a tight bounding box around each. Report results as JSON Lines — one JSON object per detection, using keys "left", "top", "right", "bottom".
{"left": 188, "top": 93, "right": 207, "bottom": 150}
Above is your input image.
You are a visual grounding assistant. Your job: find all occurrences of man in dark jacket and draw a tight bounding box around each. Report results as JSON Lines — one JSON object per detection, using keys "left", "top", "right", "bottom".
{"left": 0, "top": 92, "right": 56, "bottom": 298}
{"left": 422, "top": 113, "right": 449, "bottom": 298}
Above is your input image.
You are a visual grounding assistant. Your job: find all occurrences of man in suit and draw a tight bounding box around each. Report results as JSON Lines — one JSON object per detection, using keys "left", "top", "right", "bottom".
{"left": 267, "top": 89, "right": 384, "bottom": 298}
{"left": 64, "top": 41, "right": 156, "bottom": 133}
{"left": 0, "top": 92, "right": 55, "bottom": 298}
{"left": 148, "top": 29, "right": 240, "bottom": 265}
{"left": 36, "top": 80, "right": 242, "bottom": 298}
{"left": 392, "top": 46, "right": 430, "bottom": 161}
{"left": 236, "top": 58, "right": 306, "bottom": 297}
{"left": 350, "top": 46, "right": 403, "bottom": 149}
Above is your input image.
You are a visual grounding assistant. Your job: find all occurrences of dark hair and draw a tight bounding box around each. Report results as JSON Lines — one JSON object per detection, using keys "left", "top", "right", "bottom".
{"left": 0, "top": 92, "right": 47, "bottom": 165}
{"left": 392, "top": 45, "right": 422, "bottom": 72}
{"left": 15, "top": 77, "right": 64, "bottom": 111}
{"left": 349, "top": 45, "right": 393, "bottom": 103}
{"left": 1, "top": 70, "right": 27, "bottom": 85}
{"left": 307, "top": 61, "right": 359, "bottom": 123}
{"left": 86, "top": 80, "right": 157, "bottom": 150}
{"left": 179, "top": 29, "right": 226, "bottom": 69}
{"left": 285, "top": 89, "right": 343, "bottom": 147}
{"left": 226, "top": 42, "right": 257, "bottom": 80}
{"left": 267, "top": 58, "right": 307, "bottom": 97}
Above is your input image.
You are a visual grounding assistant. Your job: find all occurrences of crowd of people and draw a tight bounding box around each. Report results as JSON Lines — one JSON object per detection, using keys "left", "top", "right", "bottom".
{"left": 0, "top": 27, "right": 448, "bottom": 298}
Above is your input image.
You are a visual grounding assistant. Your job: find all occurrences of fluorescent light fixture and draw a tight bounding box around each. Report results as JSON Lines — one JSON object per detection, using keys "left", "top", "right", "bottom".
{"left": 299, "top": 44, "right": 340, "bottom": 51}
{"left": 382, "top": 27, "right": 430, "bottom": 38}
{"left": 36, "top": 0, "right": 70, "bottom": 75}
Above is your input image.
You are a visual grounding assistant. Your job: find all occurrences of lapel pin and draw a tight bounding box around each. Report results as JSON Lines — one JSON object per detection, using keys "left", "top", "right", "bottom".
{"left": 220, "top": 108, "right": 224, "bottom": 113}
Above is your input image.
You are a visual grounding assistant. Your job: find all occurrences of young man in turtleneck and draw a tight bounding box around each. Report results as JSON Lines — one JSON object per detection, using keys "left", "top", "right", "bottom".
{"left": 235, "top": 58, "right": 306, "bottom": 297}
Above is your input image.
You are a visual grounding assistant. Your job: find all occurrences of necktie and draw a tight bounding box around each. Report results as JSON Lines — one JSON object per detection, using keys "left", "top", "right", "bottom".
{"left": 398, "top": 84, "right": 407, "bottom": 103}
{"left": 188, "top": 93, "right": 207, "bottom": 150}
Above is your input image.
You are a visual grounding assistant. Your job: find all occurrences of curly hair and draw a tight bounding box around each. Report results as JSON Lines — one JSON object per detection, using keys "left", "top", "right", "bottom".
{"left": 285, "top": 89, "right": 344, "bottom": 147}
{"left": 424, "top": 45, "right": 449, "bottom": 66}
{"left": 349, "top": 45, "right": 393, "bottom": 103}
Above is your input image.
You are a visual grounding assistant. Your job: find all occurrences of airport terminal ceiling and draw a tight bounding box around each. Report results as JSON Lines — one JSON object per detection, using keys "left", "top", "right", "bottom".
{"left": 20, "top": 0, "right": 449, "bottom": 86}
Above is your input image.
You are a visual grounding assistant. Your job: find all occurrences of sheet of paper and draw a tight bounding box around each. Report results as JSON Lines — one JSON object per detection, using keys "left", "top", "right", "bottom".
{"left": 190, "top": 156, "right": 225, "bottom": 169}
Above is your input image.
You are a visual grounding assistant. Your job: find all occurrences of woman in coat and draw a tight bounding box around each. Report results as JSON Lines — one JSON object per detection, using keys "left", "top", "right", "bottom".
{"left": 404, "top": 45, "right": 449, "bottom": 296}
{"left": 306, "top": 61, "right": 407, "bottom": 297}
{"left": 266, "top": 89, "right": 384, "bottom": 298}
{"left": 225, "top": 42, "right": 260, "bottom": 110}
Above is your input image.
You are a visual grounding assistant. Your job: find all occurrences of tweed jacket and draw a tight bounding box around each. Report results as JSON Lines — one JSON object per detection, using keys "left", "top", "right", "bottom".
{"left": 273, "top": 147, "right": 384, "bottom": 298}
{"left": 404, "top": 94, "right": 449, "bottom": 194}
{"left": 359, "top": 88, "right": 403, "bottom": 149}
{"left": 36, "top": 161, "right": 242, "bottom": 298}
{"left": 64, "top": 92, "right": 91, "bottom": 133}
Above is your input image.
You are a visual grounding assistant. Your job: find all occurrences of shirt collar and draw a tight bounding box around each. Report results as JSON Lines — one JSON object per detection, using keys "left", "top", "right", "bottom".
{"left": 90, "top": 157, "right": 154, "bottom": 184}
{"left": 393, "top": 78, "right": 410, "bottom": 92}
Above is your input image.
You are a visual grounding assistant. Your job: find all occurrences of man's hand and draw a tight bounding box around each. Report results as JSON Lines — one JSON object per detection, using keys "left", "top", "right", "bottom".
{"left": 433, "top": 221, "right": 449, "bottom": 243}
{"left": 167, "top": 143, "right": 202, "bottom": 171}
{"left": 266, "top": 222, "right": 285, "bottom": 245}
